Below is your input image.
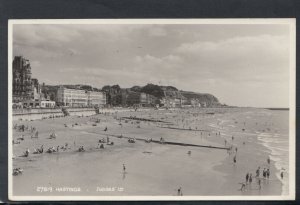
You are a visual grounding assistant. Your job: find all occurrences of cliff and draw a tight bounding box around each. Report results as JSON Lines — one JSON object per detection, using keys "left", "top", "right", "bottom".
{"left": 138, "top": 84, "right": 221, "bottom": 106}
{"left": 180, "top": 91, "right": 220, "bottom": 106}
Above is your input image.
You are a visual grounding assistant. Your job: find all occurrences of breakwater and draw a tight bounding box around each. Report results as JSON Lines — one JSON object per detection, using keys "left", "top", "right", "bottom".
{"left": 95, "top": 132, "right": 229, "bottom": 151}
{"left": 12, "top": 108, "right": 97, "bottom": 121}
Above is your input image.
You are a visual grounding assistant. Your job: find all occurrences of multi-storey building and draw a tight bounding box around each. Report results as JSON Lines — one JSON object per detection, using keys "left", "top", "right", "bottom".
{"left": 56, "top": 86, "right": 106, "bottom": 107}
{"left": 56, "top": 86, "right": 88, "bottom": 107}
{"left": 13, "top": 56, "right": 34, "bottom": 102}
{"left": 31, "top": 78, "right": 41, "bottom": 100}
{"left": 120, "top": 91, "right": 157, "bottom": 107}
{"left": 87, "top": 91, "right": 106, "bottom": 107}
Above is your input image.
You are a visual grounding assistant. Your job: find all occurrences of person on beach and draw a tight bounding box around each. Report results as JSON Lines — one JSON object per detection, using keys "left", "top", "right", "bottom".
{"left": 258, "top": 179, "right": 261, "bottom": 190}
{"left": 246, "top": 173, "right": 249, "bottom": 183}
{"left": 23, "top": 148, "right": 30, "bottom": 157}
{"left": 249, "top": 174, "right": 253, "bottom": 184}
{"left": 233, "top": 155, "right": 237, "bottom": 164}
{"left": 232, "top": 136, "right": 234, "bottom": 141}
{"left": 77, "top": 146, "right": 84, "bottom": 152}
{"left": 39, "top": 145, "right": 44, "bottom": 153}
{"left": 239, "top": 183, "right": 246, "bottom": 191}
{"left": 281, "top": 171, "right": 284, "bottom": 179}
{"left": 123, "top": 164, "right": 126, "bottom": 172}
{"left": 266, "top": 169, "right": 270, "bottom": 179}
{"left": 18, "top": 135, "right": 24, "bottom": 141}
{"left": 33, "top": 148, "right": 38, "bottom": 154}
{"left": 177, "top": 187, "right": 183, "bottom": 196}
{"left": 256, "top": 167, "right": 260, "bottom": 177}
{"left": 263, "top": 168, "right": 266, "bottom": 178}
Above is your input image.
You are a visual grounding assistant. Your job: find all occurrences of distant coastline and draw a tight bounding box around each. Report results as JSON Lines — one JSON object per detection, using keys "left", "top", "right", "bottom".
{"left": 265, "top": 108, "right": 289, "bottom": 111}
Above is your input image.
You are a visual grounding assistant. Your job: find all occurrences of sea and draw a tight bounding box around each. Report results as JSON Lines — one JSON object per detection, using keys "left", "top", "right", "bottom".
{"left": 256, "top": 110, "right": 290, "bottom": 195}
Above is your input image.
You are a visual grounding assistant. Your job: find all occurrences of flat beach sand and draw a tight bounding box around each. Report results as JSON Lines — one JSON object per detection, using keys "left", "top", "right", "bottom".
{"left": 11, "top": 108, "right": 288, "bottom": 196}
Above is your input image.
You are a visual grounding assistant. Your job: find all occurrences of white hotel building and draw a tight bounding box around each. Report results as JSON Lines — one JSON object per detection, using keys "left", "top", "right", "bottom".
{"left": 87, "top": 90, "right": 106, "bottom": 106}
{"left": 56, "top": 86, "right": 106, "bottom": 107}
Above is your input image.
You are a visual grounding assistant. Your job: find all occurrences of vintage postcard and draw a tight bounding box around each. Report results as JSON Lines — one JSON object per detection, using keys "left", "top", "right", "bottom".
{"left": 8, "top": 19, "right": 296, "bottom": 201}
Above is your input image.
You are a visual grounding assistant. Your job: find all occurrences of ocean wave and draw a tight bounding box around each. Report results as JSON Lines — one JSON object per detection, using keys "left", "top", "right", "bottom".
{"left": 257, "top": 132, "right": 289, "bottom": 195}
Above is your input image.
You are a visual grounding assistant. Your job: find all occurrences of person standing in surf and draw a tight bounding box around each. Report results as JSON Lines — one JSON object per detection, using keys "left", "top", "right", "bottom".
{"left": 249, "top": 174, "right": 253, "bottom": 184}
{"left": 256, "top": 167, "right": 260, "bottom": 177}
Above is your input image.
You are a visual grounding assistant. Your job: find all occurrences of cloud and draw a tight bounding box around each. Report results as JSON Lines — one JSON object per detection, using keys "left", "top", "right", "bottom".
{"left": 175, "top": 34, "right": 290, "bottom": 82}
{"left": 12, "top": 23, "right": 292, "bottom": 107}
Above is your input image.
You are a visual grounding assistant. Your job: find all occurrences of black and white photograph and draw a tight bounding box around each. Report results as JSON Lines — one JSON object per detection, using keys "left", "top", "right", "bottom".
{"left": 8, "top": 19, "right": 295, "bottom": 200}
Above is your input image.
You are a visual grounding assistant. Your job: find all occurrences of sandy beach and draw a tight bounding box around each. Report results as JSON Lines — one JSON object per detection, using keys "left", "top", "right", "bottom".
{"left": 11, "top": 107, "right": 288, "bottom": 196}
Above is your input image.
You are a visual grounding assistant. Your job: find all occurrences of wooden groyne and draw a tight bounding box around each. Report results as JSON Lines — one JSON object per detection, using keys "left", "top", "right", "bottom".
{"left": 95, "top": 132, "right": 229, "bottom": 151}
{"left": 121, "top": 117, "right": 170, "bottom": 124}
{"left": 158, "top": 126, "right": 210, "bottom": 132}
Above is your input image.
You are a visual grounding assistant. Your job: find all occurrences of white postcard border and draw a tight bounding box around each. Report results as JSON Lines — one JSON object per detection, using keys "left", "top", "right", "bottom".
{"left": 8, "top": 18, "right": 296, "bottom": 201}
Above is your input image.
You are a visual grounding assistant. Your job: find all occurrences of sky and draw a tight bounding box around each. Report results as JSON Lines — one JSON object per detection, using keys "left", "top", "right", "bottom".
{"left": 13, "top": 22, "right": 292, "bottom": 107}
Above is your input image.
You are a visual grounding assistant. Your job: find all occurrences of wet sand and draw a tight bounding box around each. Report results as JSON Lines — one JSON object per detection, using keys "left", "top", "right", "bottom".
{"left": 12, "top": 108, "right": 287, "bottom": 196}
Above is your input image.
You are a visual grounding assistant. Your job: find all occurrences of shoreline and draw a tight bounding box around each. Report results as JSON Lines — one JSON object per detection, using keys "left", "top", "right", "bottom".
{"left": 210, "top": 110, "right": 288, "bottom": 196}
{"left": 256, "top": 132, "right": 289, "bottom": 195}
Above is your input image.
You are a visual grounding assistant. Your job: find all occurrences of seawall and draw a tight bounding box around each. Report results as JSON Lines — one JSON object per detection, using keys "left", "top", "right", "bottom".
{"left": 12, "top": 108, "right": 97, "bottom": 121}
{"left": 12, "top": 107, "right": 180, "bottom": 121}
